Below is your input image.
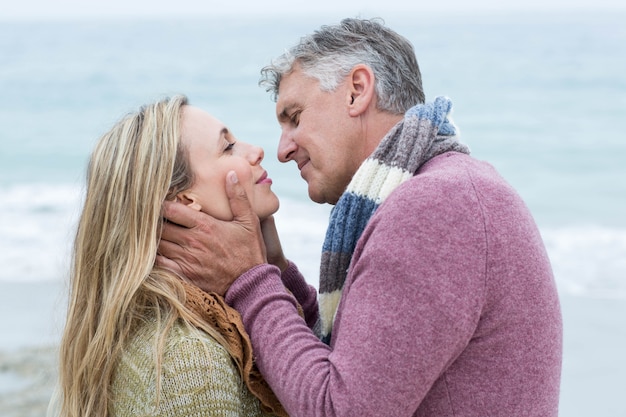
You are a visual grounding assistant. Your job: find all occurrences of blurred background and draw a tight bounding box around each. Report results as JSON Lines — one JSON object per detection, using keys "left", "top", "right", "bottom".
{"left": 1, "top": 0, "right": 625, "bottom": 415}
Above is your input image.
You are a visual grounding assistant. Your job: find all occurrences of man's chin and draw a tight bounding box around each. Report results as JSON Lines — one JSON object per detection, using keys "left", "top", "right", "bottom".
{"left": 308, "top": 187, "right": 338, "bottom": 206}
{"left": 307, "top": 187, "right": 325, "bottom": 205}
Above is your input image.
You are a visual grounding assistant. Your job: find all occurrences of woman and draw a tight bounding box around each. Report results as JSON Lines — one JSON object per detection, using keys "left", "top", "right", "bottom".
{"left": 53, "top": 95, "right": 287, "bottom": 417}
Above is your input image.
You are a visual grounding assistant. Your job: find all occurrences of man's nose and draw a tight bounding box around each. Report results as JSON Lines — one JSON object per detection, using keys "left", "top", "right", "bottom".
{"left": 278, "top": 130, "right": 297, "bottom": 163}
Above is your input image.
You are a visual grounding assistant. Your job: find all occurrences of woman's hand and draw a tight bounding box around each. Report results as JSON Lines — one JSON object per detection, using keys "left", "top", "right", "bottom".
{"left": 260, "top": 215, "right": 289, "bottom": 272}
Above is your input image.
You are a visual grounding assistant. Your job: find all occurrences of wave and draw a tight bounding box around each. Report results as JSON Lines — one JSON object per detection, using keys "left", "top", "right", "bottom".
{"left": 0, "top": 183, "right": 82, "bottom": 282}
{"left": 1, "top": 183, "right": 624, "bottom": 299}
{"left": 541, "top": 227, "right": 626, "bottom": 300}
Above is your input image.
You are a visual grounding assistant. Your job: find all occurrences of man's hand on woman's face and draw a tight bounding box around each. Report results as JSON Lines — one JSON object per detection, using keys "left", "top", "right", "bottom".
{"left": 157, "top": 171, "right": 267, "bottom": 296}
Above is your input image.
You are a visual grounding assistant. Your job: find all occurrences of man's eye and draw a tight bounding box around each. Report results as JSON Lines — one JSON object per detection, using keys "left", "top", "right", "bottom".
{"left": 291, "top": 112, "right": 300, "bottom": 126}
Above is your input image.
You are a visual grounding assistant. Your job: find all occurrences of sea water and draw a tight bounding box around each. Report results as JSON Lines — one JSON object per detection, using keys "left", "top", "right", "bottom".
{"left": 1, "top": 12, "right": 624, "bottom": 296}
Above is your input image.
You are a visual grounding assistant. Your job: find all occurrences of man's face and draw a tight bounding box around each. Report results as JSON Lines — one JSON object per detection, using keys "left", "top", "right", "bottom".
{"left": 275, "top": 66, "right": 364, "bottom": 205}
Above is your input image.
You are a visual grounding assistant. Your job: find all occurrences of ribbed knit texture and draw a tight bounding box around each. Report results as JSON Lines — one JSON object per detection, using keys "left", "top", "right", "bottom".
{"left": 317, "top": 96, "right": 470, "bottom": 342}
{"left": 109, "top": 317, "right": 276, "bottom": 417}
{"left": 182, "top": 281, "right": 288, "bottom": 416}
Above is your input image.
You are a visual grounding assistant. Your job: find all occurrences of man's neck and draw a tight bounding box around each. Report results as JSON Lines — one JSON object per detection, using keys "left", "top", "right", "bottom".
{"left": 361, "top": 111, "right": 404, "bottom": 158}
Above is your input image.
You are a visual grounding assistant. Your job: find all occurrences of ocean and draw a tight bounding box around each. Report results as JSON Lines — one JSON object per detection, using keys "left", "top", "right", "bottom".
{"left": 0, "top": 11, "right": 624, "bottom": 416}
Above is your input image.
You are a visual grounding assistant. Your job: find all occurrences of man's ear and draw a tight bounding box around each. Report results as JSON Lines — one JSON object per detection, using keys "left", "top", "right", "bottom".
{"left": 176, "top": 191, "right": 202, "bottom": 211}
{"left": 347, "top": 64, "right": 376, "bottom": 117}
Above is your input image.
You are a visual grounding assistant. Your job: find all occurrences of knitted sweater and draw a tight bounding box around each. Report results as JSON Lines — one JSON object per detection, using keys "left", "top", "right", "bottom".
{"left": 226, "top": 152, "right": 563, "bottom": 417}
{"left": 109, "top": 317, "right": 275, "bottom": 417}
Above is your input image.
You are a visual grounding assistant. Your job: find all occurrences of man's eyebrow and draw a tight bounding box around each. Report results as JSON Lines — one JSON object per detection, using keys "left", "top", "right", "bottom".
{"left": 278, "top": 104, "right": 298, "bottom": 122}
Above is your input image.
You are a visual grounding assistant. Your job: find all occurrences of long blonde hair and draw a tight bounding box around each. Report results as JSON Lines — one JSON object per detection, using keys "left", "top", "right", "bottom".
{"left": 57, "top": 95, "right": 231, "bottom": 417}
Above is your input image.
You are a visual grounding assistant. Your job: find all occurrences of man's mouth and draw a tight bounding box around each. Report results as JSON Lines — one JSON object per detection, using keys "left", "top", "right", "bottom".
{"left": 297, "top": 160, "right": 309, "bottom": 171}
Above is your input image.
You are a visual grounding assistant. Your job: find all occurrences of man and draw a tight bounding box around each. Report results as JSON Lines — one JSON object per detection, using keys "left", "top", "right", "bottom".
{"left": 159, "top": 18, "right": 562, "bottom": 417}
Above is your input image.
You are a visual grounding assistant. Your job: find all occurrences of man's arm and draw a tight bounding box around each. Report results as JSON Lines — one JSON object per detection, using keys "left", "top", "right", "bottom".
{"left": 159, "top": 169, "right": 485, "bottom": 417}
{"left": 225, "top": 179, "right": 486, "bottom": 417}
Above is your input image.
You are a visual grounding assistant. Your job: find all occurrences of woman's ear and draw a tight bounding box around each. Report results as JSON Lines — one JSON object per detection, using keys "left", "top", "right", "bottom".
{"left": 176, "top": 191, "right": 202, "bottom": 211}
{"left": 347, "top": 64, "right": 376, "bottom": 117}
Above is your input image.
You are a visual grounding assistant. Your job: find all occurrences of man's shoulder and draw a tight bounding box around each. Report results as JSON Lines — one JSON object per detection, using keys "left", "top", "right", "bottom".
{"left": 373, "top": 151, "right": 526, "bottom": 234}
{"left": 385, "top": 152, "right": 495, "bottom": 202}
{"left": 416, "top": 151, "right": 501, "bottom": 184}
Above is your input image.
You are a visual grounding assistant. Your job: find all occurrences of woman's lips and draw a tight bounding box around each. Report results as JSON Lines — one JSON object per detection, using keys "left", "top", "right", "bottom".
{"left": 256, "top": 171, "right": 273, "bottom": 184}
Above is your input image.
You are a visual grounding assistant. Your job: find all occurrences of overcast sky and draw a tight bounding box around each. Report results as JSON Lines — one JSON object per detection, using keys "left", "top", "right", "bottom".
{"left": 2, "top": 0, "right": 625, "bottom": 20}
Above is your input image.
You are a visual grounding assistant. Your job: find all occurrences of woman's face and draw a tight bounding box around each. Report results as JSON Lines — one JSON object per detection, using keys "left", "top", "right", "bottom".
{"left": 179, "top": 105, "right": 279, "bottom": 221}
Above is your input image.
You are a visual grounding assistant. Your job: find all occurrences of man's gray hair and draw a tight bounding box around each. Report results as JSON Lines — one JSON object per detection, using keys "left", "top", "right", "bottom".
{"left": 259, "top": 18, "right": 425, "bottom": 114}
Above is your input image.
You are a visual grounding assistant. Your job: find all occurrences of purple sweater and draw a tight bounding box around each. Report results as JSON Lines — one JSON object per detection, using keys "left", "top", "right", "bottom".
{"left": 226, "top": 152, "right": 562, "bottom": 417}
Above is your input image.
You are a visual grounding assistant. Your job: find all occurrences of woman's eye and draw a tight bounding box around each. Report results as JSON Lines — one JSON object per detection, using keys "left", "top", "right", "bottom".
{"left": 225, "top": 141, "right": 235, "bottom": 152}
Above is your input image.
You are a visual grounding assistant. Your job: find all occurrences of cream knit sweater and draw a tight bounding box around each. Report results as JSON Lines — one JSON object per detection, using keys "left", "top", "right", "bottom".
{"left": 110, "top": 317, "right": 275, "bottom": 416}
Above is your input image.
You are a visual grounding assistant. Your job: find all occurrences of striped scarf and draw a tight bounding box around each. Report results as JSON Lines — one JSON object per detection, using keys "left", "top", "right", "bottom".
{"left": 316, "top": 96, "right": 470, "bottom": 343}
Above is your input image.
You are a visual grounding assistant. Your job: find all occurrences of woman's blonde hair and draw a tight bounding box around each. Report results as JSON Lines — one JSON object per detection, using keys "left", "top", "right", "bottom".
{"left": 57, "top": 95, "right": 232, "bottom": 417}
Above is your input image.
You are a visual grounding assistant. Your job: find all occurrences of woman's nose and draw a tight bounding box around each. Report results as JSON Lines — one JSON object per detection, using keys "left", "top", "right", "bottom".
{"left": 246, "top": 143, "right": 264, "bottom": 165}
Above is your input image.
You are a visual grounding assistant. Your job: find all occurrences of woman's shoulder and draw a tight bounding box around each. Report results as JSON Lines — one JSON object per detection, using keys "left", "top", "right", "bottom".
{"left": 160, "top": 319, "right": 242, "bottom": 381}
{"left": 120, "top": 316, "right": 235, "bottom": 375}
{"left": 111, "top": 317, "right": 272, "bottom": 416}
{"left": 166, "top": 318, "right": 229, "bottom": 357}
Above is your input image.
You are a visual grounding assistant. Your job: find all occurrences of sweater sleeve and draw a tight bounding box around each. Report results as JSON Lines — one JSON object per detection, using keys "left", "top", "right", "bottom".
{"left": 281, "top": 261, "right": 319, "bottom": 329}
{"left": 225, "top": 173, "right": 487, "bottom": 417}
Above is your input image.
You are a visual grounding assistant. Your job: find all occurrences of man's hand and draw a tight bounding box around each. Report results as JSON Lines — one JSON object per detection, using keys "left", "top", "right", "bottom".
{"left": 157, "top": 171, "right": 266, "bottom": 295}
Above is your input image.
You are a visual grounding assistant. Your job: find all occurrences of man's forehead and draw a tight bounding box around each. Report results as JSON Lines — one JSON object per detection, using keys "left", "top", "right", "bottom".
{"left": 276, "top": 69, "right": 299, "bottom": 95}
{"left": 276, "top": 67, "right": 318, "bottom": 102}
{"left": 276, "top": 74, "right": 303, "bottom": 112}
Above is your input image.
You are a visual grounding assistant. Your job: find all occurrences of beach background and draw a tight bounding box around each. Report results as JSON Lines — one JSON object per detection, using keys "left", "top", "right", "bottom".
{"left": 1, "top": 0, "right": 625, "bottom": 415}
